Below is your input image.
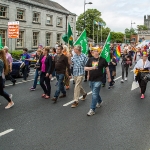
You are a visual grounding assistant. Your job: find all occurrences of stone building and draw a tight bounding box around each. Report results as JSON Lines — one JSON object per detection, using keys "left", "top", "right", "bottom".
{"left": 144, "top": 15, "right": 150, "bottom": 29}
{"left": 0, "top": 0, "right": 76, "bottom": 50}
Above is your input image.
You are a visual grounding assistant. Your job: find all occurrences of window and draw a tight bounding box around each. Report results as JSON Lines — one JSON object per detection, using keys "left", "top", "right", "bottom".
{"left": 71, "top": 17, "right": 73, "bottom": 22}
{"left": 46, "top": 15, "right": 52, "bottom": 25}
{"left": 46, "top": 33, "right": 51, "bottom": 46}
{"left": 0, "top": 29, "right": 6, "bottom": 46}
{"left": 57, "top": 18, "right": 62, "bottom": 26}
{"left": 16, "top": 31, "right": 24, "bottom": 47}
{"left": 33, "top": 12, "right": 40, "bottom": 23}
{"left": 33, "top": 32, "right": 39, "bottom": 47}
{"left": 17, "top": 9, "right": 25, "bottom": 20}
{"left": 0, "top": 6, "right": 7, "bottom": 18}
{"left": 57, "top": 34, "right": 61, "bottom": 44}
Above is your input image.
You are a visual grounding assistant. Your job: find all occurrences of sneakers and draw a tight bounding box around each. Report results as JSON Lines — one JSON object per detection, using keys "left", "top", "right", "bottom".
{"left": 87, "top": 109, "right": 95, "bottom": 116}
{"left": 96, "top": 101, "right": 103, "bottom": 108}
{"left": 141, "top": 94, "right": 145, "bottom": 99}
{"left": 37, "top": 81, "right": 40, "bottom": 85}
{"left": 125, "top": 77, "right": 128, "bottom": 81}
{"left": 121, "top": 79, "right": 124, "bottom": 83}
{"left": 108, "top": 86, "right": 113, "bottom": 90}
{"left": 71, "top": 101, "right": 78, "bottom": 108}
{"left": 81, "top": 93, "right": 87, "bottom": 101}
{"left": 5, "top": 101, "right": 14, "bottom": 109}
{"left": 30, "top": 87, "right": 36, "bottom": 91}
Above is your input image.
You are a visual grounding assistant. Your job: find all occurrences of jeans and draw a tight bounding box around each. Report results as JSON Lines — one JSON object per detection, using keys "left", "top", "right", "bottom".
{"left": 109, "top": 70, "right": 114, "bottom": 86}
{"left": 40, "top": 72, "right": 51, "bottom": 96}
{"left": 89, "top": 81, "right": 102, "bottom": 111}
{"left": 121, "top": 64, "right": 129, "bottom": 80}
{"left": 54, "top": 74, "right": 66, "bottom": 98}
{"left": 0, "top": 76, "right": 11, "bottom": 102}
{"left": 52, "top": 70, "right": 56, "bottom": 77}
{"left": 22, "top": 65, "right": 29, "bottom": 80}
{"left": 33, "top": 69, "right": 39, "bottom": 88}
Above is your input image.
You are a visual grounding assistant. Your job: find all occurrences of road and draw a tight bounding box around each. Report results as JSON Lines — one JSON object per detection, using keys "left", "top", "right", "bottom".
{"left": 1, "top": 63, "right": 150, "bottom": 150}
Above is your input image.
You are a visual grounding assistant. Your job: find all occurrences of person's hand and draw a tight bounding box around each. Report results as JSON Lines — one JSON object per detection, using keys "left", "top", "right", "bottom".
{"left": 46, "top": 73, "right": 49, "bottom": 77}
{"left": 92, "top": 66, "right": 97, "bottom": 70}
{"left": 107, "top": 78, "right": 111, "bottom": 83}
{"left": 87, "top": 75, "right": 89, "bottom": 80}
{"left": 10, "top": 68, "right": 12, "bottom": 72}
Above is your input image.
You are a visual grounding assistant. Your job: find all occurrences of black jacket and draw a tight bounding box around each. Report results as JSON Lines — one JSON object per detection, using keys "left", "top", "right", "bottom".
{"left": 39, "top": 55, "right": 52, "bottom": 74}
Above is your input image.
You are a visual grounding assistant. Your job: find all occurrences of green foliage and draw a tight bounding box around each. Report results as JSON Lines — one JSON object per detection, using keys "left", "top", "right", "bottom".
{"left": 9, "top": 50, "right": 23, "bottom": 59}
{"left": 137, "top": 25, "right": 148, "bottom": 31}
{"left": 110, "top": 32, "right": 124, "bottom": 43}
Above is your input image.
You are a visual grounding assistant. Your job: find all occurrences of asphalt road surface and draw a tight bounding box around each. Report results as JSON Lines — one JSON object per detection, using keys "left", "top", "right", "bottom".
{"left": 1, "top": 63, "right": 150, "bottom": 150}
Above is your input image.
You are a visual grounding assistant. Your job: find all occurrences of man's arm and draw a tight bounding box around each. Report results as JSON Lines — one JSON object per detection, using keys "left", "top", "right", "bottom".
{"left": 65, "top": 56, "right": 71, "bottom": 76}
{"left": 105, "top": 66, "right": 111, "bottom": 82}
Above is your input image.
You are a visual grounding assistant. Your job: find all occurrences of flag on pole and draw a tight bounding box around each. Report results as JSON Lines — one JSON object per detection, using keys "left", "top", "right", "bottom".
{"left": 114, "top": 45, "right": 121, "bottom": 62}
{"left": 68, "top": 23, "right": 73, "bottom": 46}
{"left": 74, "top": 29, "right": 88, "bottom": 54}
{"left": 0, "top": 35, "right": 3, "bottom": 49}
{"left": 100, "top": 33, "right": 111, "bottom": 62}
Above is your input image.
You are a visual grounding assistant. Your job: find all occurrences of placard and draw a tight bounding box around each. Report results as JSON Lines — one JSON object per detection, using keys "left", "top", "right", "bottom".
{"left": 8, "top": 21, "right": 19, "bottom": 38}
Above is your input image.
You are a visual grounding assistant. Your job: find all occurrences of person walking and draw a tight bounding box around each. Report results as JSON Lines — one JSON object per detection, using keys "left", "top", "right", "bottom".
{"left": 71, "top": 45, "right": 88, "bottom": 108}
{"left": 51, "top": 45, "right": 71, "bottom": 103}
{"left": 0, "top": 50, "right": 14, "bottom": 109}
{"left": 21, "top": 48, "right": 30, "bottom": 81}
{"left": 3, "top": 46, "right": 16, "bottom": 85}
{"left": 85, "top": 49, "right": 111, "bottom": 116}
{"left": 30, "top": 49, "right": 42, "bottom": 91}
{"left": 39, "top": 47, "right": 52, "bottom": 99}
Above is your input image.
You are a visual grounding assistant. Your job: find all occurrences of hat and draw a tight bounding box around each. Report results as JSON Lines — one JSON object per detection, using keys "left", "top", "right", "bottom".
{"left": 91, "top": 47, "right": 101, "bottom": 53}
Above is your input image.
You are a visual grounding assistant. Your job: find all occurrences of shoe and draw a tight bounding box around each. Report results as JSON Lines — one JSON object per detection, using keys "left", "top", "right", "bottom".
{"left": 125, "top": 77, "right": 128, "bottom": 81}
{"left": 71, "top": 101, "right": 78, "bottom": 108}
{"left": 30, "top": 87, "right": 36, "bottom": 91}
{"left": 102, "top": 84, "right": 105, "bottom": 87}
{"left": 108, "top": 86, "right": 112, "bottom": 90}
{"left": 41, "top": 94, "right": 46, "bottom": 98}
{"left": 87, "top": 109, "right": 95, "bottom": 116}
{"left": 37, "top": 81, "right": 40, "bottom": 85}
{"left": 121, "top": 79, "right": 124, "bottom": 83}
{"left": 73, "top": 80, "right": 75, "bottom": 84}
{"left": 59, "top": 94, "right": 66, "bottom": 98}
{"left": 13, "top": 80, "right": 16, "bottom": 85}
{"left": 84, "top": 79, "right": 87, "bottom": 82}
{"left": 96, "top": 101, "right": 103, "bottom": 108}
{"left": 51, "top": 97, "right": 57, "bottom": 103}
{"left": 45, "top": 95, "right": 50, "bottom": 99}
{"left": 141, "top": 94, "right": 145, "bottom": 99}
{"left": 81, "top": 93, "right": 87, "bottom": 101}
{"left": 5, "top": 102, "right": 14, "bottom": 109}
{"left": 9, "top": 94, "right": 13, "bottom": 100}
{"left": 66, "top": 86, "right": 70, "bottom": 90}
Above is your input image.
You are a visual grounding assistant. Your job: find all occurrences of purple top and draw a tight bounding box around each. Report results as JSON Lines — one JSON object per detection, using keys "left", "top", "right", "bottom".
{"left": 41, "top": 56, "right": 46, "bottom": 72}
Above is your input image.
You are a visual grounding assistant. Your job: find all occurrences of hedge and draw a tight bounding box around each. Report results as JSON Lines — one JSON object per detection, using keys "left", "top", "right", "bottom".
{"left": 9, "top": 50, "right": 23, "bottom": 60}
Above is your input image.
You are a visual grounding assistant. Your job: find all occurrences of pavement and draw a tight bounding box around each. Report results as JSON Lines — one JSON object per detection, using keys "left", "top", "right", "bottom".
{"left": 1, "top": 63, "right": 150, "bottom": 150}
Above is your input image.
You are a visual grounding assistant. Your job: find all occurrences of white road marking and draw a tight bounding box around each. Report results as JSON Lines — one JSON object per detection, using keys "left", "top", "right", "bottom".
{"left": 0, "top": 129, "right": 14, "bottom": 137}
{"left": 63, "top": 75, "right": 122, "bottom": 107}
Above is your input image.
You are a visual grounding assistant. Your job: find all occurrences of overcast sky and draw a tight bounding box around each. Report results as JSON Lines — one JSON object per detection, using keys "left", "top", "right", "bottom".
{"left": 52, "top": 0, "right": 149, "bottom": 32}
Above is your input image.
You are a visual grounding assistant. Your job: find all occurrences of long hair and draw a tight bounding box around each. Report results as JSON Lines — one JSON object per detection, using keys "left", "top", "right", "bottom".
{"left": 0, "top": 50, "right": 9, "bottom": 75}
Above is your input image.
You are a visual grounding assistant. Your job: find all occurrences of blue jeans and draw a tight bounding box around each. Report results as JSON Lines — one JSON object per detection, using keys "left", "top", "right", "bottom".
{"left": 52, "top": 70, "right": 56, "bottom": 77}
{"left": 33, "top": 69, "right": 39, "bottom": 88}
{"left": 89, "top": 81, "right": 102, "bottom": 111}
{"left": 22, "top": 65, "right": 29, "bottom": 80}
{"left": 54, "top": 74, "right": 66, "bottom": 98}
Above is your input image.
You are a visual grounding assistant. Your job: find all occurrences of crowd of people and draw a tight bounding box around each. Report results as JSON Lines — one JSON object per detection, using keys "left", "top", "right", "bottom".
{"left": 0, "top": 42, "right": 150, "bottom": 116}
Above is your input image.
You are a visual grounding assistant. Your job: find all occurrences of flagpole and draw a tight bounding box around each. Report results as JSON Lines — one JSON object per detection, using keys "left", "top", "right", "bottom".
{"left": 93, "top": 21, "right": 94, "bottom": 45}
{"left": 97, "top": 25, "right": 99, "bottom": 45}
{"left": 100, "top": 32, "right": 110, "bottom": 57}
{"left": 101, "top": 25, "right": 102, "bottom": 45}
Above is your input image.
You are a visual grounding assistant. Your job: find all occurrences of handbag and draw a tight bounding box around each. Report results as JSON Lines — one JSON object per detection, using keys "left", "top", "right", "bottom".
{"left": 140, "top": 72, "right": 150, "bottom": 81}
{"left": 20, "top": 62, "right": 25, "bottom": 69}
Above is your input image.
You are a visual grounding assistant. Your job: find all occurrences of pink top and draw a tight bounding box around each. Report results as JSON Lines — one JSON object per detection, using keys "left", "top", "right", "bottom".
{"left": 6, "top": 53, "right": 13, "bottom": 64}
{"left": 41, "top": 56, "right": 46, "bottom": 72}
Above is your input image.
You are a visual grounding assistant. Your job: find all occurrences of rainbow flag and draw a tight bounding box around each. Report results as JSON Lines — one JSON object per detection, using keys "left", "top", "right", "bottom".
{"left": 114, "top": 45, "right": 121, "bottom": 62}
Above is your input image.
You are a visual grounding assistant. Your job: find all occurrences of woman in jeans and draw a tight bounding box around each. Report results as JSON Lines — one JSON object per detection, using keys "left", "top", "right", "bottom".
{"left": 30, "top": 49, "right": 42, "bottom": 91}
{"left": 39, "top": 47, "right": 52, "bottom": 99}
{"left": 0, "top": 50, "right": 14, "bottom": 109}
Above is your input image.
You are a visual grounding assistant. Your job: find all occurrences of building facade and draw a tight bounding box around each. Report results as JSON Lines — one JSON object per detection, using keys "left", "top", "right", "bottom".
{"left": 144, "top": 15, "right": 150, "bottom": 29}
{"left": 0, "top": 0, "right": 76, "bottom": 50}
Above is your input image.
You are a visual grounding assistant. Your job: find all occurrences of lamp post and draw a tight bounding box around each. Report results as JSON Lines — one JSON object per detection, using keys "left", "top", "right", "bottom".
{"left": 84, "top": 0, "right": 92, "bottom": 29}
{"left": 131, "top": 20, "right": 136, "bottom": 42}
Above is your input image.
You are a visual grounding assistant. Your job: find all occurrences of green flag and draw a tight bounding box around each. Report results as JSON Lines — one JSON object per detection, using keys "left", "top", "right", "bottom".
{"left": 74, "top": 29, "right": 88, "bottom": 54}
{"left": 62, "top": 34, "right": 68, "bottom": 43}
{"left": 0, "top": 35, "right": 3, "bottom": 49}
{"left": 68, "top": 23, "right": 73, "bottom": 46}
{"left": 100, "top": 32, "right": 110, "bottom": 62}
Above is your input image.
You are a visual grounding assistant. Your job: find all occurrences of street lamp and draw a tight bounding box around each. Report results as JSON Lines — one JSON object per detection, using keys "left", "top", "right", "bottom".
{"left": 131, "top": 20, "right": 136, "bottom": 43}
{"left": 84, "top": 0, "right": 92, "bottom": 28}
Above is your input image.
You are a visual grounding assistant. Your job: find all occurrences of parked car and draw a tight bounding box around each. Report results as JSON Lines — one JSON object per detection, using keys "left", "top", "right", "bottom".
{"left": 10, "top": 58, "right": 30, "bottom": 77}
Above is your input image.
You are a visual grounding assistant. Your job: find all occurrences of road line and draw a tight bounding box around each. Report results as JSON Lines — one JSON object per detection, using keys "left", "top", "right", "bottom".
{"left": 63, "top": 75, "right": 122, "bottom": 107}
{"left": 0, "top": 129, "right": 14, "bottom": 137}
{"left": 5, "top": 79, "right": 34, "bottom": 87}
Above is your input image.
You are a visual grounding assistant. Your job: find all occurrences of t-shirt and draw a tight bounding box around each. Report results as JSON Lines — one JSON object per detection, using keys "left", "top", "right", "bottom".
{"left": 22, "top": 53, "right": 30, "bottom": 65}
{"left": 86, "top": 57, "right": 108, "bottom": 81}
{"left": 41, "top": 56, "right": 46, "bottom": 72}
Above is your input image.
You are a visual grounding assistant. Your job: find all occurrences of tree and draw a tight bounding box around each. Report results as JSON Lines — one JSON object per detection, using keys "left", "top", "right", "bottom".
{"left": 110, "top": 32, "right": 124, "bottom": 43}
{"left": 76, "top": 9, "right": 107, "bottom": 41}
{"left": 137, "top": 25, "right": 148, "bottom": 31}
